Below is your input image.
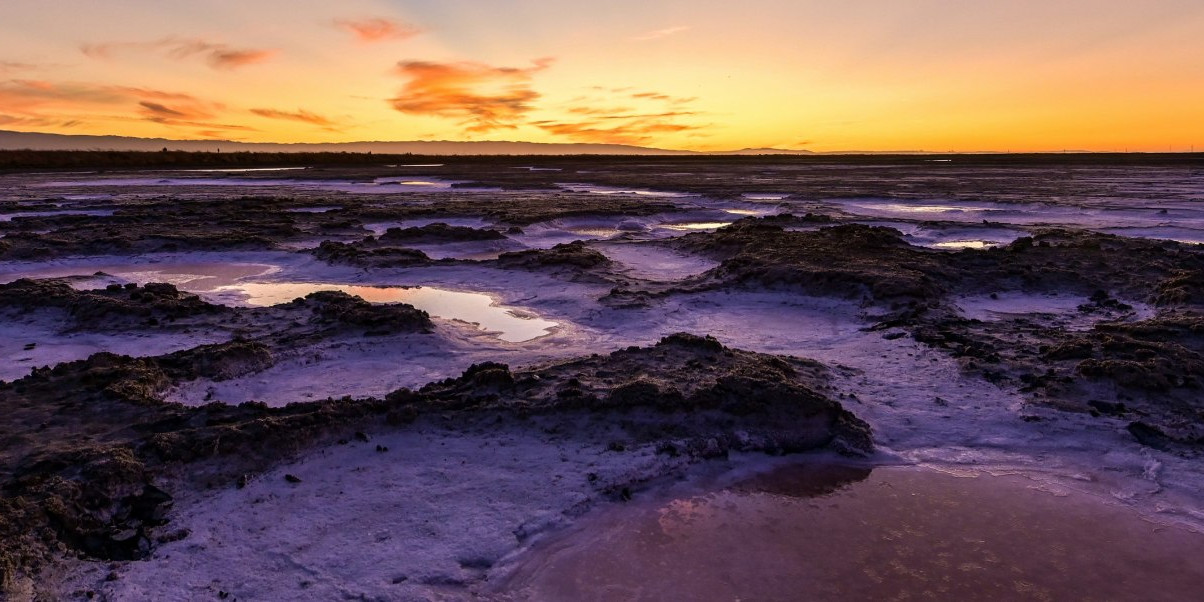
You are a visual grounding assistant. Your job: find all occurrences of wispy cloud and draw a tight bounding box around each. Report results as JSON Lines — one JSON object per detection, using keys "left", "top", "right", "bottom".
{"left": 632, "top": 25, "right": 690, "bottom": 41}
{"left": 81, "top": 37, "right": 276, "bottom": 70}
{"left": 631, "top": 91, "right": 697, "bottom": 104}
{"left": 137, "top": 100, "right": 217, "bottom": 122}
{"left": 0, "top": 80, "right": 242, "bottom": 133}
{"left": 389, "top": 58, "right": 553, "bottom": 133}
{"left": 250, "top": 108, "right": 337, "bottom": 128}
{"left": 536, "top": 88, "right": 704, "bottom": 144}
{"left": 334, "top": 17, "right": 423, "bottom": 42}
{"left": 0, "top": 61, "right": 38, "bottom": 74}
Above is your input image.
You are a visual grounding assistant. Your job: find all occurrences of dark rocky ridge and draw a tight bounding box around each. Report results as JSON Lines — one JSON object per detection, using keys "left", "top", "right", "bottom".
{"left": 0, "top": 334, "right": 868, "bottom": 591}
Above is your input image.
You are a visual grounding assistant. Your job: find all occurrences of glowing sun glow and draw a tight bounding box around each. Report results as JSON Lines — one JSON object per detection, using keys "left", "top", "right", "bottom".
{"left": 2, "top": 0, "right": 1203, "bottom": 152}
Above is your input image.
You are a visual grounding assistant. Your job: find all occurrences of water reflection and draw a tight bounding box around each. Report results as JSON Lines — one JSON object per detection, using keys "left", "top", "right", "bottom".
{"left": 503, "top": 464, "right": 1204, "bottom": 601}
{"left": 214, "top": 282, "right": 558, "bottom": 343}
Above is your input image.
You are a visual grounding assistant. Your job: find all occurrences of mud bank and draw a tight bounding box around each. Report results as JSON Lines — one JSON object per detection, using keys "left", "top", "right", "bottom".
{"left": 0, "top": 334, "right": 868, "bottom": 597}
{"left": 3, "top": 158, "right": 1204, "bottom": 599}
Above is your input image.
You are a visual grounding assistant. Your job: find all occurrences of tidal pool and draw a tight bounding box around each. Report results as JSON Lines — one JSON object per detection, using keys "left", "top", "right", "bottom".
{"left": 502, "top": 463, "right": 1204, "bottom": 601}
{"left": 659, "top": 222, "right": 734, "bottom": 231}
{"left": 929, "top": 240, "right": 1001, "bottom": 250}
{"left": 213, "top": 282, "right": 559, "bottom": 343}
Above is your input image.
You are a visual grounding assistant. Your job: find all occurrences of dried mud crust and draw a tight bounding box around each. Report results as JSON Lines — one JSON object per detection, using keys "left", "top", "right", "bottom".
{"left": 491, "top": 241, "right": 615, "bottom": 281}
{"left": 0, "top": 279, "right": 226, "bottom": 327}
{"left": 669, "top": 220, "right": 1204, "bottom": 305}
{"left": 913, "top": 311, "right": 1204, "bottom": 448}
{"left": 0, "top": 191, "right": 686, "bottom": 261}
{"left": 0, "top": 333, "right": 869, "bottom": 593}
{"left": 0, "top": 280, "right": 433, "bottom": 342}
{"left": 652, "top": 218, "right": 1204, "bottom": 447}
{"left": 376, "top": 223, "right": 507, "bottom": 244}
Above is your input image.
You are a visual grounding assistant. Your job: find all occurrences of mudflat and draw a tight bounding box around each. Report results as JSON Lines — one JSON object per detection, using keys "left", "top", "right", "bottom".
{"left": 1, "top": 155, "right": 1202, "bottom": 600}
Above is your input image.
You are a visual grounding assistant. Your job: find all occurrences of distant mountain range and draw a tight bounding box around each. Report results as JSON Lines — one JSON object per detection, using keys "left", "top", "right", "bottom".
{"left": 0, "top": 130, "right": 820, "bottom": 156}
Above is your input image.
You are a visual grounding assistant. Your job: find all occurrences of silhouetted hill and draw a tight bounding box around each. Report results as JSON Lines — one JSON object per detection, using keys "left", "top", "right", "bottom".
{"left": 0, "top": 130, "right": 706, "bottom": 155}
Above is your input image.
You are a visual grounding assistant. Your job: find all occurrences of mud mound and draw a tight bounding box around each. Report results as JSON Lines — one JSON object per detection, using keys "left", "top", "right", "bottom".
{"left": 417, "top": 332, "right": 873, "bottom": 456}
{"left": 378, "top": 223, "right": 506, "bottom": 244}
{"left": 0, "top": 335, "right": 869, "bottom": 592}
{"left": 683, "top": 222, "right": 949, "bottom": 303}
{"left": 283, "top": 290, "right": 433, "bottom": 334}
{"left": 494, "top": 241, "right": 612, "bottom": 272}
{"left": 0, "top": 279, "right": 226, "bottom": 327}
{"left": 310, "top": 240, "right": 431, "bottom": 267}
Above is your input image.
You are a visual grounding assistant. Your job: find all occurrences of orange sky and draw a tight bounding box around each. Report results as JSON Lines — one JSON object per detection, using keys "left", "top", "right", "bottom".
{"left": 2, "top": 0, "right": 1202, "bottom": 152}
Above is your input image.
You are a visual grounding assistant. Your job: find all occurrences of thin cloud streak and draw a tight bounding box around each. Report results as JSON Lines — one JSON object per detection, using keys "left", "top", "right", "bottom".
{"left": 0, "top": 79, "right": 240, "bottom": 134}
{"left": 632, "top": 25, "right": 690, "bottom": 41}
{"left": 81, "top": 37, "right": 276, "bottom": 70}
{"left": 250, "top": 108, "right": 337, "bottom": 128}
{"left": 334, "top": 18, "right": 423, "bottom": 42}
{"left": 537, "top": 87, "right": 704, "bottom": 144}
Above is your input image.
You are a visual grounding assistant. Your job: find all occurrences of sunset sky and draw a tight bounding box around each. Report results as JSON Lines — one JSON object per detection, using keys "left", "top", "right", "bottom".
{"left": 2, "top": 0, "right": 1202, "bottom": 152}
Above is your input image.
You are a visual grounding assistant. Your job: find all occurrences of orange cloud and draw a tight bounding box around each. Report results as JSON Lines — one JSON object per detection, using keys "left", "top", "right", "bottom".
{"left": 0, "top": 80, "right": 243, "bottom": 134}
{"left": 81, "top": 37, "right": 276, "bottom": 70}
{"left": 534, "top": 119, "right": 699, "bottom": 144}
{"left": 389, "top": 58, "right": 553, "bottom": 133}
{"left": 632, "top": 91, "right": 697, "bottom": 104}
{"left": 632, "top": 26, "right": 690, "bottom": 41}
{"left": 206, "top": 48, "right": 276, "bottom": 70}
{"left": 0, "top": 80, "right": 126, "bottom": 112}
{"left": 137, "top": 100, "right": 216, "bottom": 123}
{"left": 250, "top": 108, "right": 336, "bottom": 128}
{"left": 334, "top": 18, "right": 423, "bottom": 42}
{"left": 538, "top": 90, "right": 704, "bottom": 144}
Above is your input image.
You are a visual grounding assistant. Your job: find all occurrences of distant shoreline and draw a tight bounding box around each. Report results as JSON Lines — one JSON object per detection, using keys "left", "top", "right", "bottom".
{"left": 2, "top": 149, "right": 1202, "bottom": 170}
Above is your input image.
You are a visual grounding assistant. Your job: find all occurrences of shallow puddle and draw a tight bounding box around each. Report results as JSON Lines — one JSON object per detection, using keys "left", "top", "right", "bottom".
{"left": 558, "top": 183, "right": 696, "bottom": 198}
{"left": 363, "top": 217, "right": 493, "bottom": 236}
{"left": 659, "top": 222, "right": 733, "bottom": 231}
{"left": 213, "top": 282, "right": 558, "bottom": 343}
{"left": 180, "top": 167, "right": 309, "bottom": 173}
{"left": 502, "top": 463, "right": 1204, "bottom": 601}
{"left": 32, "top": 176, "right": 460, "bottom": 194}
{"left": 0, "top": 209, "right": 115, "bottom": 221}
{"left": 954, "top": 292, "right": 1153, "bottom": 328}
{"left": 929, "top": 240, "right": 1001, "bottom": 250}
{"left": 285, "top": 206, "right": 341, "bottom": 213}
{"left": 594, "top": 244, "right": 718, "bottom": 280}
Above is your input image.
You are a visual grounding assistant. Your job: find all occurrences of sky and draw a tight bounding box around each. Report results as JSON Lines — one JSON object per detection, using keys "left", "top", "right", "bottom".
{"left": 1, "top": 0, "right": 1202, "bottom": 152}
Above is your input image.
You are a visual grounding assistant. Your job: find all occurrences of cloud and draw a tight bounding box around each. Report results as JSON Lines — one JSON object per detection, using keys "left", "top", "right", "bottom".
{"left": 81, "top": 37, "right": 276, "bottom": 70}
{"left": 137, "top": 100, "right": 216, "bottom": 122}
{"left": 206, "top": 48, "right": 276, "bottom": 70}
{"left": 250, "top": 108, "right": 336, "bottom": 128}
{"left": 389, "top": 58, "right": 553, "bottom": 133}
{"left": 0, "top": 114, "right": 81, "bottom": 128}
{"left": 0, "top": 80, "right": 127, "bottom": 111}
{"left": 534, "top": 119, "right": 699, "bottom": 145}
{"left": 631, "top": 91, "right": 697, "bottom": 104}
{"left": 334, "top": 17, "right": 423, "bottom": 42}
{"left": 537, "top": 88, "right": 704, "bottom": 144}
{"left": 632, "top": 26, "right": 690, "bottom": 41}
{"left": 0, "top": 61, "right": 37, "bottom": 74}
{"left": 0, "top": 80, "right": 242, "bottom": 133}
